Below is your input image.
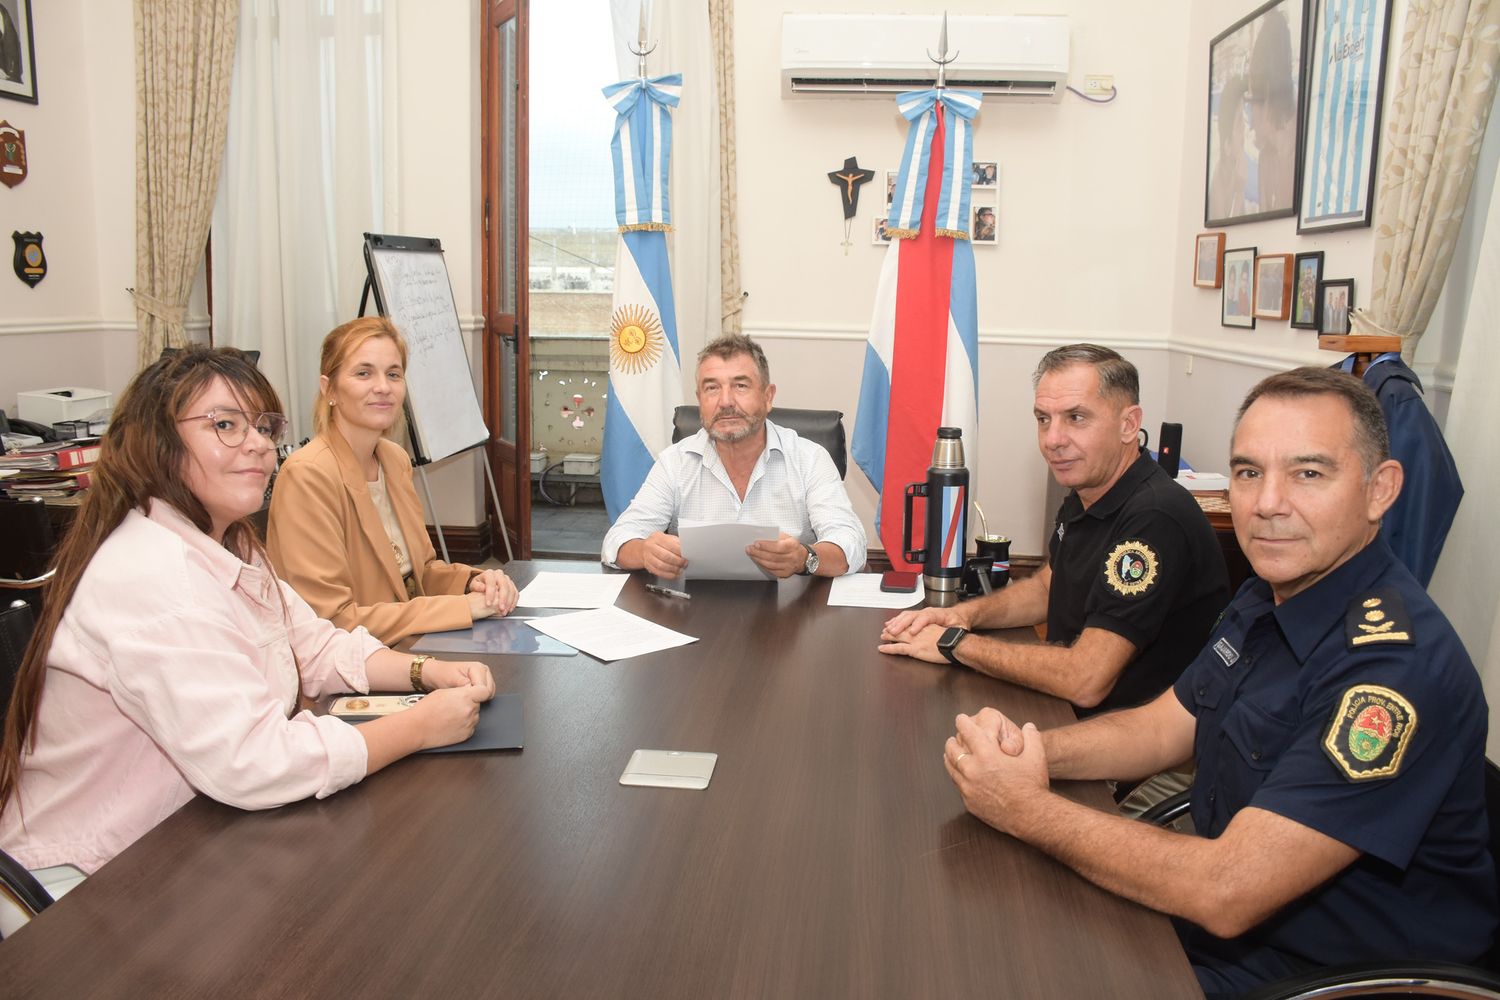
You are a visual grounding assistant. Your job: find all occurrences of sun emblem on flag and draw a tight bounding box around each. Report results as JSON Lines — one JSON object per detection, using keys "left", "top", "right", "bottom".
{"left": 609, "top": 304, "right": 665, "bottom": 375}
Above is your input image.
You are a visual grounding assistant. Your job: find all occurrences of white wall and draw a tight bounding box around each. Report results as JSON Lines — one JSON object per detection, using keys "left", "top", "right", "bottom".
{"left": 391, "top": 0, "right": 487, "bottom": 528}
{"left": 737, "top": 0, "right": 1192, "bottom": 554}
{"left": 0, "top": 0, "right": 138, "bottom": 416}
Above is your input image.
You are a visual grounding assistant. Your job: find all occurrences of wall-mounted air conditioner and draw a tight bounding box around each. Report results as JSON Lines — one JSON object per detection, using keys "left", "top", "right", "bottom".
{"left": 781, "top": 13, "right": 1070, "bottom": 103}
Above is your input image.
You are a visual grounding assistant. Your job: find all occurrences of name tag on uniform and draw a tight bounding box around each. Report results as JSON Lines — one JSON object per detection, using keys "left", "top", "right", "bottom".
{"left": 1213, "top": 637, "right": 1239, "bottom": 666}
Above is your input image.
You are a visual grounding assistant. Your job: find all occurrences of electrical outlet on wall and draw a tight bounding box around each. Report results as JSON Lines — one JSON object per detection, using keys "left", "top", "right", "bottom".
{"left": 1083, "top": 74, "right": 1114, "bottom": 96}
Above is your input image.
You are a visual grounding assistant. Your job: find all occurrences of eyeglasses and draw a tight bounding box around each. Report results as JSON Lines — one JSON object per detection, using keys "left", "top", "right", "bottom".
{"left": 178, "top": 408, "right": 289, "bottom": 447}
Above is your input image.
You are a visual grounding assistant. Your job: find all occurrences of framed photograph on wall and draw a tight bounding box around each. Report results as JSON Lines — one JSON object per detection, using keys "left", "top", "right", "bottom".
{"left": 1298, "top": 0, "right": 1393, "bottom": 232}
{"left": 1291, "top": 250, "right": 1324, "bottom": 328}
{"left": 971, "top": 161, "right": 998, "bottom": 188}
{"left": 1319, "top": 278, "right": 1354, "bottom": 334}
{"left": 1205, "top": 0, "right": 1307, "bottom": 227}
{"left": 884, "top": 170, "right": 897, "bottom": 209}
{"left": 1222, "top": 246, "right": 1258, "bottom": 328}
{"left": 0, "top": 0, "right": 38, "bottom": 105}
{"left": 971, "top": 204, "right": 997, "bottom": 244}
{"left": 1253, "top": 253, "right": 1294, "bottom": 320}
{"left": 872, "top": 216, "right": 891, "bottom": 245}
{"left": 1195, "top": 232, "right": 1226, "bottom": 288}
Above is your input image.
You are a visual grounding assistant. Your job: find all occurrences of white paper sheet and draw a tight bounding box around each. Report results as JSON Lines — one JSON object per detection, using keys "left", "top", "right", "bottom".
{"left": 678, "top": 520, "right": 779, "bottom": 581}
{"left": 525, "top": 606, "right": 698, "bottom": 662}
{"left": 827, "top": 573, "right": 926, "bottom": 609}
{"left": 514, "top": 571, "right": 630, "bottom": 610}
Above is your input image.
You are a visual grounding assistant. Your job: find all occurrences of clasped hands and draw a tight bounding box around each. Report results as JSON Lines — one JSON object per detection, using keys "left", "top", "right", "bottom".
{"left": 638, "top": 530, "right": 810, "bottom": 580}
{"left": 467, "top": 568, "right": 519, "bottom": 620}
{"left": 942, "top": 707, "right": 1052, "bottom": 836}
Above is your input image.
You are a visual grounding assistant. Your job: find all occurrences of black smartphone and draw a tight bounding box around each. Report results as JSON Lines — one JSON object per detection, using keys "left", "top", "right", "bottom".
{"left": 880, "top": 570, "right": 919, "bottom": 593}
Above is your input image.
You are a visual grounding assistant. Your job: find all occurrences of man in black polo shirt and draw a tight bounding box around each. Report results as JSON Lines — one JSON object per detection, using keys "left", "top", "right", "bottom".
{"left": 880, "top": 344, "right": 1228, "bottom": 716}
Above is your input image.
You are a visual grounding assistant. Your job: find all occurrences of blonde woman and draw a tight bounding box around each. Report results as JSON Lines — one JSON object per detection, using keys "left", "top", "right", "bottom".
{"left": 267, "top": 318, "right": 517, "bottom": 645}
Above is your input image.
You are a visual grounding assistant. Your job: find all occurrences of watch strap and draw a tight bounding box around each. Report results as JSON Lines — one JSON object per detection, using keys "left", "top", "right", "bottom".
{"left": 938, "top": 627, "right": 969, "bottom": 665}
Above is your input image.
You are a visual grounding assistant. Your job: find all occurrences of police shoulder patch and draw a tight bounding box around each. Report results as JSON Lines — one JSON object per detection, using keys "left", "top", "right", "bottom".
{"left": 1104, "top": 540, "right": 1158, "bottom": 597}
{"left": 1322, "top": 685, "right": 1416, "bottom": 781}
{"left": 1345, "top": 587, "right": 1414, "bottom": 649}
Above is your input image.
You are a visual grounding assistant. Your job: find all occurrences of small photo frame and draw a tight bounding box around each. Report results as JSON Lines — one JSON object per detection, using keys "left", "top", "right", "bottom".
{"left": 1319, "top": 278, "right": 1354, "bottom": 335}
{"left": 1253, "top": 253, "right": 1293, "bottom": 320}
{"left": 1290, "top": 250, "right": 1324, "bottom": 329}
{"left": 971, "top": 204, "right": 997, "bottom": 244}
{"left": 1221, "top": 246, "right": 1257, "bottom": 328}
{"left": 872, "top": 216, "right": 892, "bottom": 245}
{"left": 971, "top": 161, "right": 998, "bottom": 188}
{"left": 884, "top": 170, "right": 898, "bottom": 208}
{"left": 1194, "top": 232, "right": 1226, "bottom": 288}
{"left": 0, "top": 0, "right": 38, "bottom": 105}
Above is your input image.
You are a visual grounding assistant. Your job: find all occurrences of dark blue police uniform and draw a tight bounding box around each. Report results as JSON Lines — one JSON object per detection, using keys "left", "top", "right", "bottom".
{"left": 1173, "top": 536, "right": 1495, "bottom": 997}
{"left": 1047, "top": 451, "right": 1229, "bottom": 715}
{"left": 1335, "top": 353, "right": 1463, "bottom": 586}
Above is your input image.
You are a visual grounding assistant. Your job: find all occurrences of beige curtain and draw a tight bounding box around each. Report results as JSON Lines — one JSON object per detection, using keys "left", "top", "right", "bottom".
{"left": 133, "top": 0, "right": 239, "bottom": 366}
{"left": 1353, "top": 0, "right": 1500, "bottom": 354}
{"left": 710, "top": 0, "right": 742, "bottom": 336}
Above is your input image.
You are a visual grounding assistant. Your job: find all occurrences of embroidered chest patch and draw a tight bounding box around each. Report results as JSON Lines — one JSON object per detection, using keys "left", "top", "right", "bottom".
{"left": 1322, "top": 685, "right": 1416, "bottom": 781}
{"left": 1104, "top": 540, "right": 1158, "bottom": 597}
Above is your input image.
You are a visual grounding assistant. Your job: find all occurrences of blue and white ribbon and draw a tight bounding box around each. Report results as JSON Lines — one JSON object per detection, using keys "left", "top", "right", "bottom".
{"left": 886, "top": 88, "right": 982, "bottom": 239}
{"left": 603, "top": 73, "right": 683, "bottom": 231}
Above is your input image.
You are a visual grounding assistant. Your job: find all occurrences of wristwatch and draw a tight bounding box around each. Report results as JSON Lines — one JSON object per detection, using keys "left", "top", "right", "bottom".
{"left": 799, "top": 542, "right": 820, "bottom": 576}
{"left": 937, "top": 626, "right": 969, "bottom": 665}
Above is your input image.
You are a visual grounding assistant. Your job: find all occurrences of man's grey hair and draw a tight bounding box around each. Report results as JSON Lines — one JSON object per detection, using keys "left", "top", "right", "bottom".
{"left": 1234, "top": 367, "right": 1390, "bottom": 478}
{"left": 1031, "top": 343, "right": 1140, "bottom": 405}
{"left": 697, "top": 334, "right": 770, "bottom": 386}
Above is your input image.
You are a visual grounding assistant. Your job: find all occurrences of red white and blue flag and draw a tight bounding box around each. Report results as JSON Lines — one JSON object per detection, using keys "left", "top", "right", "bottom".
{"left": 853, "top": 89, "right": 981, "bottom": 571}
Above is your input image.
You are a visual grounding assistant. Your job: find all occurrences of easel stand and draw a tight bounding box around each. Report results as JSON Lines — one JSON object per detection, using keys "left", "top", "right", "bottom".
{"left": 358, "top": 246, "right": 515, "bottom": 564}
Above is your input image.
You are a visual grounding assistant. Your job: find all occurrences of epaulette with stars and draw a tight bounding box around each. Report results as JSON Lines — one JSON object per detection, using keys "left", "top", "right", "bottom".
{"left": 1345, "top": 587, "right": 1414, "bottom": 649}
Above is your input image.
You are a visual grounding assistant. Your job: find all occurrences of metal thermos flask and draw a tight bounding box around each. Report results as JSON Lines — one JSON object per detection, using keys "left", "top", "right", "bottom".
{"left": 902, "top": 427, "right": 969, "bottom": 607}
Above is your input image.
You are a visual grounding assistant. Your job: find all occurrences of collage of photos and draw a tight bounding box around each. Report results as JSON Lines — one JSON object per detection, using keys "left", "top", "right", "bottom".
{"left": 873, "top": 160, "right": 999, "bottom": 245}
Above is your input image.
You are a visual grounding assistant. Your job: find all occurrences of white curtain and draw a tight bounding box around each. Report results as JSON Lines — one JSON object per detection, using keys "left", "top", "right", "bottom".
{"left": 610, "top": 0, "right": 723, "bottom": 381}
{"left": 1430, "top": 157, "right": 1500, "bottom": 759}
{"left": 211, "top": 0, "right": 399, "bottom": 444}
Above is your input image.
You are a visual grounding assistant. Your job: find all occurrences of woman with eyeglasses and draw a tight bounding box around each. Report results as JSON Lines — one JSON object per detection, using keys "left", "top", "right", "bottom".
{"left": 266, "top": 318, "right": 517, "bottom": 645}
{"left": 0, "top": 348, "right": 495, "bottom": 889}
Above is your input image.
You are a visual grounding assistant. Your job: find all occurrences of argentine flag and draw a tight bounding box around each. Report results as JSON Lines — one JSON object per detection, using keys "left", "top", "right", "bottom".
{"left": 600, "top": 73, "right": 684, "bottom": 520}
{"left": 852, "top": 89, "right": 982, "bottom": 570}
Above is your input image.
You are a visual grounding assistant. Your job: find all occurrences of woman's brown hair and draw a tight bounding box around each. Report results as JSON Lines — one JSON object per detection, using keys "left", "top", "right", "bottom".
{"left": 0, "top": 347, "right": 283, "bottom": 818}
{"left": 312, "top": 317, "right": 409, "bottom": 437}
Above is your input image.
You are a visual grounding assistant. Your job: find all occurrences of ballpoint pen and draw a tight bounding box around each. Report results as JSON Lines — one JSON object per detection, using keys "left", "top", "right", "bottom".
{"left": 645, "top": 584, "right": 691, "bottom": 600}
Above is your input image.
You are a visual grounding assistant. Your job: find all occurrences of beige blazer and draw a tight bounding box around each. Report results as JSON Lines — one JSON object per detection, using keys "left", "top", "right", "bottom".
{"left": 267, "top": 431, "right": 476, "bottom": 645}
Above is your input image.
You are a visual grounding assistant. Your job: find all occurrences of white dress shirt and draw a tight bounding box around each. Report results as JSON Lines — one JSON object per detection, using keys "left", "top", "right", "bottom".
{"left": 601, "top": 419, "right": 866, "bottom": 573}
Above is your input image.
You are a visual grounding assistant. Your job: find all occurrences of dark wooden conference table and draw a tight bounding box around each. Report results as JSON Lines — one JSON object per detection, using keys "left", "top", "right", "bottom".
{"left": 0, "top": 561, "right": 1201, "bottom": 998}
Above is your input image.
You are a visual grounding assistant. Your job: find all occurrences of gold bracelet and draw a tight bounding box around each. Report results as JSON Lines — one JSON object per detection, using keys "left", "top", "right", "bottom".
{"left": 410, "top": 654, "right": 431, "bottom": 694}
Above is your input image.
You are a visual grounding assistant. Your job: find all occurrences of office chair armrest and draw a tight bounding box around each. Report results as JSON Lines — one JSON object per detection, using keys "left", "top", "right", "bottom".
{"left": 1138, "top": 789, "right": 1191, "bottom": 827}
{"left": 0, "top": 848, "right": 55, "bottom": 921}
{"left": 1241, "top": 961, "right": 1500, "bottom": 1000}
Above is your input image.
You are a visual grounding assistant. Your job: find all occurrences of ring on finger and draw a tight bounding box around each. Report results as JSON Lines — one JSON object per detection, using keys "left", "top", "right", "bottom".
{"left": 954, "top": 752, "right": 969, "bottom": 765}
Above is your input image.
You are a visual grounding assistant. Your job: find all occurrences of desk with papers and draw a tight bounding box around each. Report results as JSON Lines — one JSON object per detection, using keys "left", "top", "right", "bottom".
{"left": 0, "top": 561, "right": 1199, "bottom": 998}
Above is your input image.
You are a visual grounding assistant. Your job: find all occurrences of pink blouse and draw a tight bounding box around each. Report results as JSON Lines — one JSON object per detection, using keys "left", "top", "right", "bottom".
{"left": 0, "top": 502, "right": 381, "bottom": 873}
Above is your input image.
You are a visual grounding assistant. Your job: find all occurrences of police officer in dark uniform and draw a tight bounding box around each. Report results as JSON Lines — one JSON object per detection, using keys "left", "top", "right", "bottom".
{"left": 939, "top": 367, "right": 1494, "bottom": 998}
{"left": 880, "top": 344, "right": 1228, "bottom": 717}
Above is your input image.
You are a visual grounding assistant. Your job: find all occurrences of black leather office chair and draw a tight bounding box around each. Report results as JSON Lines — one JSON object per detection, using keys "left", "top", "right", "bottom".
{"left": 671, "top": 405, "right": 848, "bottom": 480}
{"left": 0, "top": 496, "right": 56, "bottom": 597}
{"left": 0, "top": 846, "right": 54, "bottom": 939}
{"left": 1, "top": 598, "right": 34, "bottom": 724}
{"left": 1142, "top": 761, "right": 1500, "bottom": 999}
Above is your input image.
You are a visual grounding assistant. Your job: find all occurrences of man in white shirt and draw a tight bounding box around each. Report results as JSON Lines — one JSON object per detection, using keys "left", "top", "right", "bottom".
{"left": 602, "top": 334, "right": 866, "bottom": 579}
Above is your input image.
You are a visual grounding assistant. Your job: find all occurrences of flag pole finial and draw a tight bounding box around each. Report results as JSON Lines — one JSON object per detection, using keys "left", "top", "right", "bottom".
{"left": 927, "top": 11, "right": 957, "bottom": 90}
{"left": 628, "top": 2, "right": 657, "bottom": 79}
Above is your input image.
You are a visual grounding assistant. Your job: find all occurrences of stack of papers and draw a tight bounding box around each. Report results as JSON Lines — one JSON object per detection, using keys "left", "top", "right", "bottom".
{"left": 514, "top": 571, "right": 629, "bottom": 609}
{"left": 827, "top": 574, "right": 925, "bottom": 609}
{"left": 527, "top": 606, "right": 697, "bottom": 662}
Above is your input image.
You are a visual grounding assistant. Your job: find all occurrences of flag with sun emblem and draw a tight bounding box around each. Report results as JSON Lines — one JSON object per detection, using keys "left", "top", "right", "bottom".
{"left": 600, "top": 72, "right": 684, "bottom": 520}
